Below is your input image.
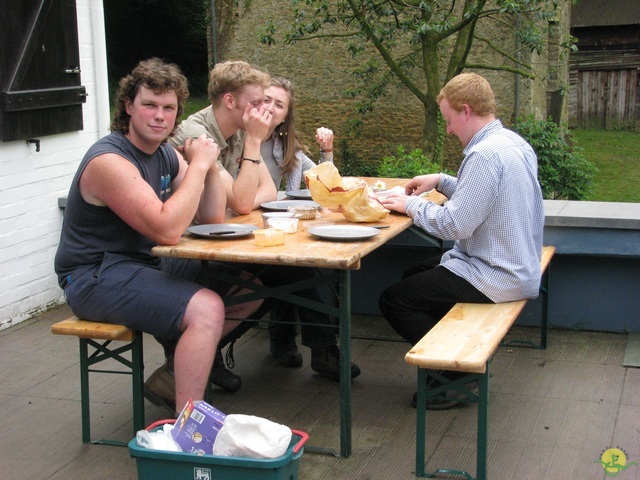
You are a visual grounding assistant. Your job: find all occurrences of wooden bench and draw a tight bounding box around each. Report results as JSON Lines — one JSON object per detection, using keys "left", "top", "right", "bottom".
{"left": 50, "top": 317, "right": 145, "bottom": 446}
{"left": 405, "top": 245, "right": 555, "bottom": 479}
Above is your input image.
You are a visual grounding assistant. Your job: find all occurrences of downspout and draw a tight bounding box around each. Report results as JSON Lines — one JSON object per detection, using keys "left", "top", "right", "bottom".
{"left": 89, "top": 0, "right": 111, "bottom": 137}
{"left": 211, "top": 0, "right": 218, "bottom": 65}
{"left": 514, "top": 14, "right": 521, "bottom": 121}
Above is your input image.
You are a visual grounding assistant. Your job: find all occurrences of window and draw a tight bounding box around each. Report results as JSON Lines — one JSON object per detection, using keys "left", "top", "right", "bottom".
{"left": 0, "top": 0, "right": 87, "bottom": 143}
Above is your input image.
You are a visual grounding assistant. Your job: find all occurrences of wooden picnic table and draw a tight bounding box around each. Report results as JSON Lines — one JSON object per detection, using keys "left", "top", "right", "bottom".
{"left": 152, "top": 177, "right": 446, "bottom": 457}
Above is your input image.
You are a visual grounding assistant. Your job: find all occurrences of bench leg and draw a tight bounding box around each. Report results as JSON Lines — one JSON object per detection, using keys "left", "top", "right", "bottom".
{"left": 416, "top": 368, "right": 428, "bottom": 477}
{"left": 415, "top": 367, "right": 489, "bottom": 480}
{"left": 131, "top": 331, "right": 145, "bottom": 434}
{"left": 477, "top": 366, "right": 489, "bottom": 480}
{"left": 79, "top": 339, "right": 92, "bottom": 444}
{"left": 78, "top": 335, "right": 145, "bottom": 446}
{"left": 539, "top": 266, "right": 550, "bottom": 349}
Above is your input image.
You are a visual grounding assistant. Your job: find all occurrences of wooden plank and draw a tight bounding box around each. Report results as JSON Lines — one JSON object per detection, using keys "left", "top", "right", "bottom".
{"left": 405, "top": 246, "right": 555, "bottom": 373}
{"left": 405, "top": 300, "right": 528, "bottom": 373}
{"left": 540, "top": 245, "right": 555, "bottom": 272}
{"left": 50, "top": 317, "right": 133, "bottom": 341}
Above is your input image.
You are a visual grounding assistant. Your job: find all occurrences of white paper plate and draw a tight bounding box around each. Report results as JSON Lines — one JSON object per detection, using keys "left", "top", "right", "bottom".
{"left": 261, "top": 200, "right": 320, "bottom": 211}
{"left": 285, "top": 189, "right": 312, "bottom": 200}
{"left": 308, "top": 225, "right": 381, "bottom": 241}
{"left": 187, "top": 224, "right": 259, "bottom": 239}
{"left": 373, "top": 185, "right": 407, "bottom": 199}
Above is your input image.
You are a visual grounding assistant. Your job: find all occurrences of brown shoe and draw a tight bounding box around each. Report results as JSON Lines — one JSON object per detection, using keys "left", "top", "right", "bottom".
{"left": 144, "top": 362, "right": 176, "bottom": 414}
{"left": 270, "top": 342, "right": 303, "bottom": 368}
{"left": 311, "top": 345, "right": 361, "bottom": 381}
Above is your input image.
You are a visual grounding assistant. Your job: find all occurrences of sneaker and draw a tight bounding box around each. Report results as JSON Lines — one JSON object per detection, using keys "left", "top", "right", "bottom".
{"left": 311, "top": 345, "right": 361, "bottom": 381}
{"left": 144, "top": 362, "right": 176, "bottom": 414}
{"left": 411, "top": 373, "right": 480, "bottom": 410}
{"left": 210, "top": 348, "right": 242, "bottom": 393}
{"left": 270, "top": 342, "right": 303, "bottom": 368}
{"left": 411, "top": 391, "right": 463, "bottom": 410}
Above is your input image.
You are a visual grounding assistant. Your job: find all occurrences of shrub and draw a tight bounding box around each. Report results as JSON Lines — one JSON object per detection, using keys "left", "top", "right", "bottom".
{"left": 514, "top": 116, "right": 598, "bottom": 200}
{"left": 376, "top": 146, "right": 452, "bottom": 178}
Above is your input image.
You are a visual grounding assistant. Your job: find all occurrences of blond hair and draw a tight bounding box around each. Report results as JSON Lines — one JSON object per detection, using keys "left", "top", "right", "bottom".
{"left": 207, "top": 60, "right": 270, "bottom": 107}
{"left": 437, "top": 73, "right": 496, "bottom": 117}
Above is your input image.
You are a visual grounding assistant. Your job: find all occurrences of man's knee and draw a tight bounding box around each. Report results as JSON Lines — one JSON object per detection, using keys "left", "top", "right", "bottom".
{"left": 379, "top": 284, "right": 399, "bottom": 316}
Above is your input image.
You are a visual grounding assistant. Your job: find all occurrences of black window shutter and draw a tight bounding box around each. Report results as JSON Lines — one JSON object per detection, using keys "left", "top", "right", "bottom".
{"left": 0, "top": 0, "right": 87, "bottom": 143}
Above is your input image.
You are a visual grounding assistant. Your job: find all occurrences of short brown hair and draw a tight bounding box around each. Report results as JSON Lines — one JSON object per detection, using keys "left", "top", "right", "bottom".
{"left": 437, "top": 73, "right": 496, "bottom": 117}
{"left": 207, "top": 60, "right": 270, "bottom": 107}
{"left": 110, "top": 58, "right": 189, "bottom": 138}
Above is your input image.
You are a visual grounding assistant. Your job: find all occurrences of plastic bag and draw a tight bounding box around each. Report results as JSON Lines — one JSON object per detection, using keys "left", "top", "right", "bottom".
{"left": 211, "top": 414, "right": 292, "bottom": 459}
{"left": 136, "top": 423, "right": 182, "bottom": 452}
{"left": 304, "top": 162, "right": 389, "bottom": 222}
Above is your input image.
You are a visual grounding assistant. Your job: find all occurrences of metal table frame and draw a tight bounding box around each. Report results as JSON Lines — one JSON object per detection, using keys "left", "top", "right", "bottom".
{"left": 152, "top": 178, "right": 447, "bottom": 457}
{"left": 201, "top": 256, "right": 354, "bottom": 457}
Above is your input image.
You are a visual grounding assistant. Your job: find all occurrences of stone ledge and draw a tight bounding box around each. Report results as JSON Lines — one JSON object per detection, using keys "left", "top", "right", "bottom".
{"left": 544, "top": 200, "right": 640, "bottom": 230}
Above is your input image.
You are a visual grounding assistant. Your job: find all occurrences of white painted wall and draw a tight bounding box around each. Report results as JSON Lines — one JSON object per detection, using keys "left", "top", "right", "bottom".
{"left": 0, "top": 0, "right": 110, "bottom": 330}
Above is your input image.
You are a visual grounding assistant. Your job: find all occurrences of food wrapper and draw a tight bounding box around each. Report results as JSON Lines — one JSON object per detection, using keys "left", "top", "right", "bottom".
{"left": 304, "top": 163, "right": 389, "bottom": 222}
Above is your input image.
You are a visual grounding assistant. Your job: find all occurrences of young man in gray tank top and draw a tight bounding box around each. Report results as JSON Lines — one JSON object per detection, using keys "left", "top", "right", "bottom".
{"left": 55, "top": 58, "right": 264, "bottom": 414}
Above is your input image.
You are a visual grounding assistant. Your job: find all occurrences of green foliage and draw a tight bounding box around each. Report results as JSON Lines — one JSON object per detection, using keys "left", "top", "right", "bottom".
{"left": 377, "top": 146, "right": 452, "bottom": 179}
{"left": 259, "top": 0, "right": 570, "bottom": 157}
{"left": 337, "top": 139, "right": 378, "bottom": 177}
{"left": 182, "top": 96, "right": 211, "bottom": 118}
{"left": 514, "top": 117, "right": 598, "bottom": 200}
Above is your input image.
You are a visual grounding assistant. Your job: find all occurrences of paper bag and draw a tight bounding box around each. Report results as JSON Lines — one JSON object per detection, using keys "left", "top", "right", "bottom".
{"left": 304, "top": 162, "right": 389, "bottom": 222}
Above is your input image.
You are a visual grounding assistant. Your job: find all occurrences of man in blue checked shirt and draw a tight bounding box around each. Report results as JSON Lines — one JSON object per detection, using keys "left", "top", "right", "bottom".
{"left": 378, "top": 73, "right": 544, "bottom": 410}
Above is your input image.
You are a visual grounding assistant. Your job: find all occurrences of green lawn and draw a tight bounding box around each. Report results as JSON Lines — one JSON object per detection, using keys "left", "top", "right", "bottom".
{"left": 571, "top": 129, "right": 640, "bottom": 203}
{"left": 183, "top": 96, "right": 210, "bottom": 117}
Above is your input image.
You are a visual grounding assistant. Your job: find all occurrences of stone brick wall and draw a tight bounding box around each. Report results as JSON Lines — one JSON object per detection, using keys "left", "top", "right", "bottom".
{"left": 223, "top": 1, "right": 570, "bottom": 171}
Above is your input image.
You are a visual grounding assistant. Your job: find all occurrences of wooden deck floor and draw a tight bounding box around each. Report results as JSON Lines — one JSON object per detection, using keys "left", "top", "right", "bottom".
{"left": 1, "top": 304, "right": 639, "bottom": 480}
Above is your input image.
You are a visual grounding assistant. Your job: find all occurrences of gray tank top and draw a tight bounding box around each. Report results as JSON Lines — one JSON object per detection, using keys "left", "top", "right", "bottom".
{"left": 54, "top": 132, "right": 179, "bottom": 286}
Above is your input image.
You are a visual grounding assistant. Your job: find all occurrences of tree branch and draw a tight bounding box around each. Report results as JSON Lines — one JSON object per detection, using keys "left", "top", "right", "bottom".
{"left": 462, "top": 63, "right": 535, "bottom": 78}
{"left": 345, "top": 0, "right": 428, "bottom": 104}
{"left": 473, "top": 35, "right": 535, "bottom": 72}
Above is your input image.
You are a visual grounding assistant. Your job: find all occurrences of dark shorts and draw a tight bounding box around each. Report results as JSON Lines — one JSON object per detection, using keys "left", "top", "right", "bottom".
{"left": 63, "top": 252, "right": 234, "bottom": 339}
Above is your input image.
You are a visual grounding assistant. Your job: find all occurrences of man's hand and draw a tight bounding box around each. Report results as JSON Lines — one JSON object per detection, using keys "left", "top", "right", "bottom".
{"left": 379, "top": 194, "right": 410, "bottom": 214}
{"left": 243, "top": 103, "right": 271, "bottom": 141}
{"left": 405, "top": 173, "right": 440, "bottom": 196}
{"left": 181, "top": 135, "right": 220, "bottom": 169}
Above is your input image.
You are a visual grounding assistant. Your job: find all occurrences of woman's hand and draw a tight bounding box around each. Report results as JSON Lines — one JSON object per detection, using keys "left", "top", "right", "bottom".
{"left": 315, "top": 127, "right": 334, "bottom": 151}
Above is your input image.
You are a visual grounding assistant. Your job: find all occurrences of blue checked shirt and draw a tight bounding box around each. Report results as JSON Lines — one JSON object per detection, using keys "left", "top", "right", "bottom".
{"left": 405, "top": 120, "right": 545, "bottom": 302}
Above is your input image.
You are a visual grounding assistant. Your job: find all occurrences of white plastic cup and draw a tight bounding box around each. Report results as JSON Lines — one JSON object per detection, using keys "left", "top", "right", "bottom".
{"left": 262, "top": 211, "right": 295, "bottom": 228}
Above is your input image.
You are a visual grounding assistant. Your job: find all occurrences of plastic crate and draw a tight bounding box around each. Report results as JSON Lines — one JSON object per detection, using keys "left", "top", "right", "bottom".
{"left": 128, "top": 420, "right": 308, "bottom": 480}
